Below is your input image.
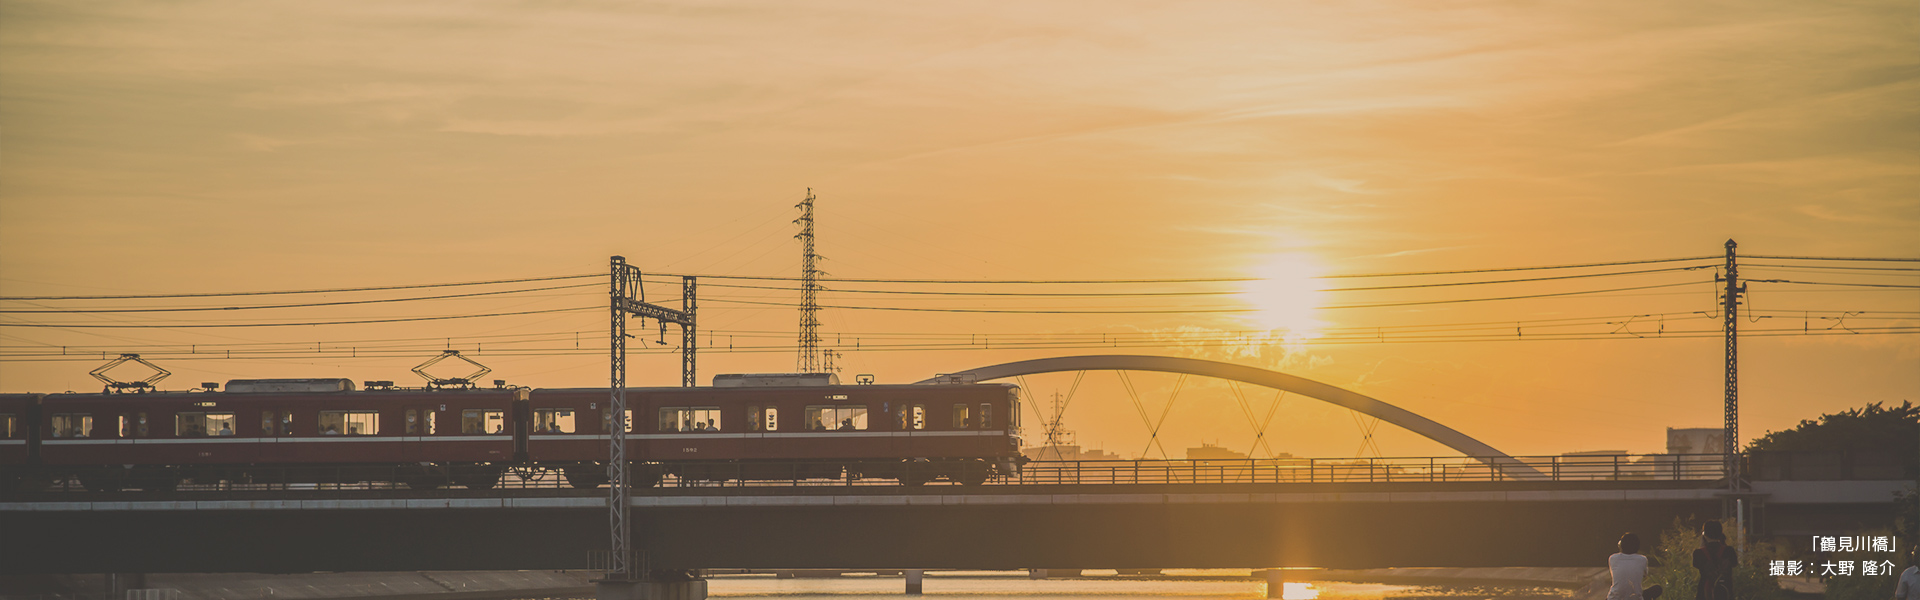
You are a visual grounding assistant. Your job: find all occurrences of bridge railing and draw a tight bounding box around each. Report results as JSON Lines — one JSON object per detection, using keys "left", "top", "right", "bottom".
{"left": 1, "top": 453, "right": 1729, "bottom": 496}
{"left": 1015, "top": 453, "right": 1728, "bottom": 485}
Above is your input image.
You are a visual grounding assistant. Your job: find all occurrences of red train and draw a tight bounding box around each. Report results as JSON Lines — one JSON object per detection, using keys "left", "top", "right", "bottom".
{"left": 0, "top": 374, "right": 1025, "bottom": 491}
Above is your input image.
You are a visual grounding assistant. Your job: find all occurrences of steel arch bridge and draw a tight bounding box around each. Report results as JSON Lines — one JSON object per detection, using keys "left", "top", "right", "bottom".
{"left": 916, "top": 354, "right": 1545, "bottom": 478}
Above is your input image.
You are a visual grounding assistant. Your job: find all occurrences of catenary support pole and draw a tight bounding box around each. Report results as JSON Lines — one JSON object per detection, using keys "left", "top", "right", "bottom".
{"left": 1721, "top": 240, "right": 1742, "bottom": 494}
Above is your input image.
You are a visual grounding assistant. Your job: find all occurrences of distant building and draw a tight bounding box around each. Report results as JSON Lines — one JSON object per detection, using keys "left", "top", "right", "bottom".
{"left": 1020, "top": 443, "right": 1121, "bottom": 462}
{"left": 1667, "top": 427, "right": 1724, "bottom": 455}
{"left": 1185, "top": 442, "right": 1249, "bottom": 461}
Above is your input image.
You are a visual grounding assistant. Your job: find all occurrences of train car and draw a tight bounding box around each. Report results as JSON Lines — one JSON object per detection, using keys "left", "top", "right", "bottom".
{"left": 0, "top": 394, "right": 40, "bottom": 478}
{"left": 0, "top": 373, "right": 1025, "bottom": 493}
{"left": 529, "top": 375, "right": 1025, "bottom": 487}
{"left": 18, "top": 379, "right": 522, "bottom": 491}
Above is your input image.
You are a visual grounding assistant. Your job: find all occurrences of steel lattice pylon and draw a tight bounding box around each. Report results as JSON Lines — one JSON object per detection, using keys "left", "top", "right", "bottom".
{"left": 795, "top": 189, "right": 824, "bottom": 373}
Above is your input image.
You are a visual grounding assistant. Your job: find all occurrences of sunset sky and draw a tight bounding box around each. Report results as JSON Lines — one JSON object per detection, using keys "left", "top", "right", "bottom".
{"left": 2, "top": 1, "right": 1914, "bottom": 459}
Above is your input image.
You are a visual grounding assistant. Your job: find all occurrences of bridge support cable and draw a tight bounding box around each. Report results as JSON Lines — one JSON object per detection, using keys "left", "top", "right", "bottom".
{"left": 1350, "top": 412, "right": 1383, "bottom": 458}
{"left": 1229, "top": 383, "right": 1286, "bottom": 459}
{"left": 917, "top": 355, "right": 1546, "bottom": 479}
{"left": 1116, "top": 371, "right": 1178, "bottom": 460}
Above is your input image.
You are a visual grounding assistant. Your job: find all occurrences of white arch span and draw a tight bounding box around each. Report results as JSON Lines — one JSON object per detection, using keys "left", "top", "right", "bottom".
{"left": 915, "top": 354, "right": 1544, "bottom": 478}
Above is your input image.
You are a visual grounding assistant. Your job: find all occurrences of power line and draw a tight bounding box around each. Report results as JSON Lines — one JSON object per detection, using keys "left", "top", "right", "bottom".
{"left": 638, "top": 264, "right": 1711, "bottom": 296}
{"left": 1745, "top": 254, "right": 1920, "bottom": 263}
{"left": 1318, "top": 256, "right": 1719, "bottom": 278}
{"left": 1759, "top": 280, "right": 1920, "bottom": 289}
{"left": 5, "top": 326, "right": 1914, "bottom": 361}
{"left": 0, "top": 283, "right": 600, "bottom": 313}
{"left": 0, "top": 307, "right": 598, "bottom": 328}
{"left": 1744, "top": 263, "right": 1920, "bottom": 272}
{"left": 699, "top": 280, "right": 1708, "bottom": 313}
{"left": 639, "top": 278, "right": 1243, "bottom": 297}
{"left": 1320, "top": 265, "right": 1710, "bottom": 292}
{"left": 0, "top": 274, "right": 600, "bottom": 301}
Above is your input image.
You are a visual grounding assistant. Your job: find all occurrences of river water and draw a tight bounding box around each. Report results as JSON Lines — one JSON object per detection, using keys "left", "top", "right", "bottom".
{"left": 631, "top": 571, "right": 1577, "bottom": 600}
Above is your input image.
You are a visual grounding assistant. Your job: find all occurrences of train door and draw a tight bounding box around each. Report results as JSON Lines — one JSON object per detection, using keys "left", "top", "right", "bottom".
{"left": 895, "top": 403, "right": 926, "bottom": 457}
{"left": 510, "top": 389, "right": 531, "bottom": 463}
{"left": 256, "top": 407, "right": 293, "bottom": 464}
{"left": 401, "top": 405, "right": 437, "bottom": 462}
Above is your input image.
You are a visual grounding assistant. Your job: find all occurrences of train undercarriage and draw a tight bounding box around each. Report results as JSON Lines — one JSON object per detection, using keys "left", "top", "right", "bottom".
{"left": 4, "top": 457, "right": 1024, "bottom": 493}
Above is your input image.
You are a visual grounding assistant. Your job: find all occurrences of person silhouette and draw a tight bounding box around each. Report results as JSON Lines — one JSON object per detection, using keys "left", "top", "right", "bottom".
{"left": 1608, "top": 532, "right": 1662, "bottom": 600}
{"left": 1693, "top": 522, "right": 1735, "bottom": 600}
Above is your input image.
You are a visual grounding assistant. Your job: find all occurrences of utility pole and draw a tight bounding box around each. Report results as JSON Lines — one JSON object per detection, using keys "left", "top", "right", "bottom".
{"left": 795, "top": 189, "right": 825, "bottom": 373}
{"left": 1719, "top": 239, "right": 1744, "bottom": 492}
{"left": 604, "top": 256, "right": 696, "bottom": 586}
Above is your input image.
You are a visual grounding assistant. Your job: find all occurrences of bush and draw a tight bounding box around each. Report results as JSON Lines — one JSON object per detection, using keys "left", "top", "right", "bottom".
{"left": 1643, "top": 517, "right": 1786, "bottom": 600}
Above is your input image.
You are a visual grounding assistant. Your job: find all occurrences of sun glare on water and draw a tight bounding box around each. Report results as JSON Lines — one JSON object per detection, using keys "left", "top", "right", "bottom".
{"left": 1241, "top": 253, "right": 1328, "bottom": 341}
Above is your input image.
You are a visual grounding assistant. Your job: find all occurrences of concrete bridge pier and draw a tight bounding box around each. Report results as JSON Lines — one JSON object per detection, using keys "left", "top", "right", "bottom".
{"left": 1263, "top": 569, "right": 1284, "bottom": 599}
{"left": 905, "top": 570, "right": 923, "bottom": 595}
{"left": 594, "top": 574, "right": 706, "bottom": 600}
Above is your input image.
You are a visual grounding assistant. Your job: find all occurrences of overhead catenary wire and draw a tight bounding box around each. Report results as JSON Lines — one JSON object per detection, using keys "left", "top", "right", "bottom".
{"left": 0, "top": 283, "right": 601, "bottom": 313}
{"left": 4, "top": 326, "right": 1914, "bottom": 361}
{"left": 0, "top": 307, "right": 598, "bottom": 328}
{"left": 697, "top": 280, "right": 1709, "bottom": 313}
{"left": 1744, "top": 254, "right": 1920, "bottom": 263}
{"left": 0, "top": 274, "right": 601, "bottom": 301}
{"left": 635, "top": 263, "right": 1717, "bottom": 296}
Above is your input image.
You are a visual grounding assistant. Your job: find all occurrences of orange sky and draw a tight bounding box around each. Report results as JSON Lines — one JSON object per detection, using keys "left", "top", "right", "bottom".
{"left": 1, "top": 1, "right": 1915, "bottom": 458}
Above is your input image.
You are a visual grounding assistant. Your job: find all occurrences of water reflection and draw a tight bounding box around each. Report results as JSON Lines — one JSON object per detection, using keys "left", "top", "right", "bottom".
{"left": 602, "top": 573, "right": 1581, "bottom": 600}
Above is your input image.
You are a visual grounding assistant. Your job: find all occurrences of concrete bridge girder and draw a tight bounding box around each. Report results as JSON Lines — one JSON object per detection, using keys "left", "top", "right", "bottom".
{"left": 915, "top": 355, "right": 1545, "bottom": 478}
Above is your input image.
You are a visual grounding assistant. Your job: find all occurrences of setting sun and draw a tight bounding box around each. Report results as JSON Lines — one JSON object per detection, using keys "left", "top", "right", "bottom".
{"left": 1241, "top": 253, "right": 1328, "bottom": 340}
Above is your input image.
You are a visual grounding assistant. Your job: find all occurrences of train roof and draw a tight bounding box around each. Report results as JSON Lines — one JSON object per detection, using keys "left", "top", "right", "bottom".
{"left": 543, "top": 382, "right": 1017, "bottom": 393}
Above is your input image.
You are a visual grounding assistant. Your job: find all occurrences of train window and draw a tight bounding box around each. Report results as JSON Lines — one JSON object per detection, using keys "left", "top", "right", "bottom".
{"left": 745, "top": 406, "right": 780, "bottom": 432}
{"left": 659, "top": 407, "right": 721, "bottom": 432}
{"left": 897, "top": 405, "right": 927, "bottom": 430}
{"left": 601, "top": 409, "right": 634, "bottom": 433}
{"left": 176, "top": 412, "right": 238, "bottom": 437}
{"left": 952, "top": 404, "right": 971, "bottom": 429}
{"left": 533, "top": 409, "right": 575, "bottom": 434}
{"left": 0, "top": 414, "right": 13, "bottom": 437}
{"left": 403, "top": 409, "right": 438, "bottom": 435}
{"left": 51, "top": 413, "right": 92, "bottom": 438}
{"left": 462, "top": 410, "right": 505, "bottom": 434}
{"left": 805, "top": 405, "right": 867, "bottom": 431}
{"left": 1010, "top": 390, "right": 1021, "bottom": 429}
{"left": 262, "top": 411, "right": 277, "bottom": 436}
{"left": 319, "top": 410, "right": 380, "bottom": 435}
{"left": 979, "top": 403, "right": 993, "bottom": 429}
{"left": 119, "top": 413, "right": 147, "bottom": 438}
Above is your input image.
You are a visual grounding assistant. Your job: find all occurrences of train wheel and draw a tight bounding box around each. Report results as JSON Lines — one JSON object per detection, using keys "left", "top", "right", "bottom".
{"left": 958, "top": 460, "right": 990, "bottom": 486}
{"left": 79, "top": 472, "right": 123, "bottom": 492}
{"left": 630, "top": 468, "right": 662, "bottom": 489}
{"left": 455, "top": 464, "right": 504, "bottom": 490}
{"left": 462, "top": 475, "right": 499, "bottom": 490}
{"left": 564, "top": 467, "right": 607, "bottom": 489}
